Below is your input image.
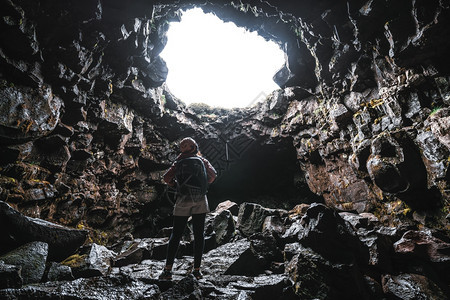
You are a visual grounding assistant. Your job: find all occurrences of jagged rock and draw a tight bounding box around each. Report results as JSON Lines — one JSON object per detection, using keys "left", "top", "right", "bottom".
{"left": 339, "top": 211, "right": 393, "bottom": 271}
{"left": 281, "top": 219, "right": 304, "bottom": 244}
{"left": 415, "top": 130, "right": 448, "bottom": 186}
{"left": 237, "top": 202, "right": 286, "bottom": 237}
{"left": 262, "top": 215, "right": 285, "bottom": 237}
{"left": 0, "top": 142, "right": 34, "bottom": 165}
{"left": 382, "top": 273, "right": 447, "bottom": 300}
{"left": 0, "top": 84, "right": 62, "bottom": 144}
{"left": 429, "top": 107, "right": 450, "bottom": 150}
{"left": 0, "top": 201, "right": 88, "bottom": 261}
{"left": 285, "top": 243, "right": 370, "bottom": 299}
{"left": 212, "top": 209, "right": 236, "bottom": 246}
{"left": 205, "top": 274, "right": 294, "bottom": 300}
{"left": 62, "top": 243, "right": 116, "bottom": 278}
{"left": 202, "top": 239, "right": 263, "bottom": 276}
{"left": 0, "top": 241, "right": 48, "bottom": 284}
{"left": 46, "top": 262, "right": 74, "bottom": 282}
{"left": 394, "top": 230, "right": 450, "bottom": 263}
{"left": 249, "top": 232, "right": 284, "bottom": 272}
{"left": 299, "top": 203, "right": 369, "bottom": 265}
{"left": 0, "top": 274, "right": 161, "bottom": 299}
{"left": 0, "top": 260, "right": 22, "bottom": 289}
{"left": 214, "top": 200, "right": 239, "bottom": 216}
{"left": 160, "top": 275, "right": 202, "bottom": 299}
{"left": 363, "top": 275, "right": 385, "bottom": 299}
{"left": 112, "top": 239, "right": 153, "bottom": 267}
{"left": 366, "top": 134, "right": 409, "bottom": 194}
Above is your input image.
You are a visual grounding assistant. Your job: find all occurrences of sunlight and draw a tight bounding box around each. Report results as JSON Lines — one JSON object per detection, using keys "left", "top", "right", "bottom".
{"left": 160, "top": 8, "right": 285, "bottom": 109}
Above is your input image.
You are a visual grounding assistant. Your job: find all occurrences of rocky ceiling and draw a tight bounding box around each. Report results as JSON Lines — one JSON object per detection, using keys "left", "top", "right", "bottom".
{"left": 0, "top": 0, "right": 449, "bottom": 242}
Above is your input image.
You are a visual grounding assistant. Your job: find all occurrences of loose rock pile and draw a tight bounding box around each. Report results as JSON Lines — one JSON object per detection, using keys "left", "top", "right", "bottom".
{"left": 1, "top": 200, "right": 449, "bottom": 299}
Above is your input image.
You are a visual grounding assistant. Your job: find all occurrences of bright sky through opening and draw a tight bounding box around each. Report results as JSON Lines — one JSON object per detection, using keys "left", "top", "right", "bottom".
{"left": 160, "top": 8, "right": 285, "bottom": 108}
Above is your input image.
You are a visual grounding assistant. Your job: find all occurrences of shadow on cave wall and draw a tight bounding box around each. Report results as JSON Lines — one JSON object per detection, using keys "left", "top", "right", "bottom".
{"left": 206, "top": 139, "right": 322, "bottom": 210}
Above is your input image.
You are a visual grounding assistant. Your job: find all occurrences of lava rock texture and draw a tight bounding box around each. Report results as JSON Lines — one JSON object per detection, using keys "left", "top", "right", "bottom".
{"left": 1, "top": 0, "right": 449, "bottom": 299}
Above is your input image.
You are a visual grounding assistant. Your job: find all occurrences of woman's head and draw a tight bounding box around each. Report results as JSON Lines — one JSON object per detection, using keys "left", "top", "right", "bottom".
{"left": 179, "top": 137, "right": 198, "bottom": 154}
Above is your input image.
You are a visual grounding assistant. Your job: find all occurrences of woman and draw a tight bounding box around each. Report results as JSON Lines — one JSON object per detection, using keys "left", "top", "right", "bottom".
{"left": 159, "top": 137, "right": 217, "bottom": 280}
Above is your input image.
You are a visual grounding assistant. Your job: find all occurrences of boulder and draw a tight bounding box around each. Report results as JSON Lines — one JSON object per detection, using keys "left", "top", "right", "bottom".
{"left": 0, "top": 274, "right": 161, "bottom": 299}
{"left": 214, "top": 200, "right": 239, "bottom": 216}
{"left": 0, "top": 201, "right": 88, "bottom": 261}
{"left": 0, "top": 84, "right": 62, "bottom": 144}
{"left": 285, "top": 243, "right": 370, "bottom": 299}
{"left": 0, "top": 241, "right": 48, "bottom": 284}
{"left": 46, "top": 262, "right": 74, "bottom": 282}
{"left": 0, "top": 260, "right": 22, "bottom": 289}
{"left": 298, "top": 203, "right": 369, "bottom": 265}
{"left": 249, "top": 232, "right": 284, "bottom": 272}
{"left": 213, "top": 209, "right": 236, "bottom": 246}
{"left": 202, "top": 239, "right": 263, "bottom": 276}
{"left": 382, "top": 273, "right": 447, "bottom": 300}
{"left": 112, "top": 239, "right": 153, "bottom": 267}
{"left": 394, "top": 230, "right": 450, "bottom": 263}
{"left": 237, "top": 202, "right": 286, "bottom": 237}
{"left": 160, "top": 275, "right": 202, "bottom": 299}
{"left": 62, "top": 244, "right": 116, "bottom": 278}
{"left": 429, "top": 107, "right": 450, "bottom": 150}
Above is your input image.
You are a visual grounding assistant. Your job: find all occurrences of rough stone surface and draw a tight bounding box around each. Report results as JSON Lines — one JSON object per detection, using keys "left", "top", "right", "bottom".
{"left": 0, "top": 241, "right": 48, "bottom": 284}
{"left": 0, "top": 201, "right": 88, "bottom": 261}
{"left": 46, "top": 262, "right": 74, "bottom": 282}
{"left": 382, "top": 273, "right": 447, "bottom": 300}
{"left": 63, "top": 243, "right": 116, "bottom": 278}
{"left": 0, "top": 260, "right": 22, "bottom": 289}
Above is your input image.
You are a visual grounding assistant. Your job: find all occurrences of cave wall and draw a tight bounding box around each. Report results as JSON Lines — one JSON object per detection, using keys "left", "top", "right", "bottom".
{"left": 0, "top": 0, "right": 449, "bottom": 242}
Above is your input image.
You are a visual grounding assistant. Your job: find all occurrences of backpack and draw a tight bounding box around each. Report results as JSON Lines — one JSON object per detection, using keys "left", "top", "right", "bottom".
{"left": 175, "top": 156, "right": 208, "bottom": 196}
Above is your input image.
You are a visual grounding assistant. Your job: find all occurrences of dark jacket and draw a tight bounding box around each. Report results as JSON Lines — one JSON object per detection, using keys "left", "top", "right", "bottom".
{"left": 163, "top": 153, "right": 217, "bottom": 187}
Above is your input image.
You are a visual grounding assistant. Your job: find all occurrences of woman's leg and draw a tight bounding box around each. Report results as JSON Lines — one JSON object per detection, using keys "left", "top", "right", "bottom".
{"left": 191, "top": 213, "right": 206, "bottom": 268}
{"left": 165, "top": 215, "right": 189, "bottom": 267}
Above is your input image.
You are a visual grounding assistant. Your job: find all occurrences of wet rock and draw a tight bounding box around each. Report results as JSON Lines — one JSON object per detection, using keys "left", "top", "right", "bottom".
{"left": 330, "top": 103, "right": 352, "bottom": 127}
{"left": 393, "top": 230, "right": 450, "bottom": 263}
{"left": 0, "top": 260, "right": 22, "bottom": 289}
{"left": 112, "top": 239, "right": 153, "bottom": 267}
{"left": 366, "top": 134, "right": 409, "bottom": 194}
{"left": 46, "top": 262, "right": 74, "bottom": 282}
{"left": 0, "top": 274, "right": 161, "bottom": 299}
{"left": 339, "top": 211, "right": 393, "bottom": 271}
{"left": 299, "top": 203, "right": 369, "bottom": 265}
{"left": 282, "top": 220, "right": 304, "bottom": 243}
{"left": 303, "top": 153, "right": 376, "bottom": 213}
{"left": 339, "top": 211, "right": 378, "bottom": 230}
{"left": 382, "top": 273, "right": 447, "bottom": 300}
{"left": 40, "top": 145, "right": 71, "bottom": 172}
{"left": 285, "top": 243, "right": 370, "bottom": 299}
{"left": 249, "top": 232, "right": 284, "bottom": 272}
{"left": 207, "top": 274, "right": 293, "bottom": 300}
{"left": 211, "top": 209, "right": 236, "bottom": 246}
{"left": 214, "top": 200, "right": 239, "bottom": 216}
{"left": 0, "top": 241, "right": 48, "bottom": 284}
{"left": 429, "top": 107, "right": 450, "bottom": 150}
{"left": 63, "top": 243, "right": 116, "bottom": 278}
{"left": 262, "top": 215, "right": 285, "bottom": 237}
{"left": 202, "top": 239, "right": 263, "bottom": 276}
{"left": 0, "top": 201, "right": 88, "bottom": 261}
{"left": 0, "top": 84, "right": 62, "bottom": 144}
{"left": 0, "top": 142, "right": 33, "bottom": 165}
{"left": 237, "top": 202, "right": 286, "bottom": 237}
{"left": 415, "top": 130, "right": 448, "bottom": 185}
{"left": 160, "top": 275, "right": 202, "bottom": 299}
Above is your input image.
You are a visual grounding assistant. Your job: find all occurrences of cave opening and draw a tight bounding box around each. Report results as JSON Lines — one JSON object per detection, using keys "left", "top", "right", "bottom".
{"left": 202, "top": 138, "right": 322, "bottom": 211}
{"left": 160, "top": 7, "right": 286, "bottom": 108}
